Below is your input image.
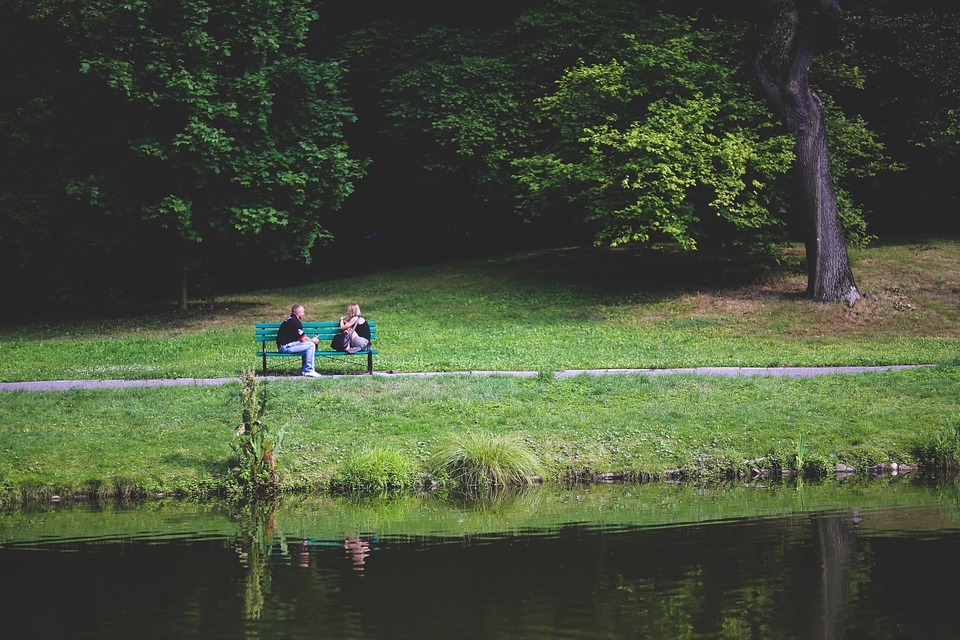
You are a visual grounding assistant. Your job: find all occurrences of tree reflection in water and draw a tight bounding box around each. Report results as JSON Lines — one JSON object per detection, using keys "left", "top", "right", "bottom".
{"left": 813, "top": 510, "right": 859, "bottom": 640}
{"left": 2, "top": 481, "right": 957, "bottom": 639}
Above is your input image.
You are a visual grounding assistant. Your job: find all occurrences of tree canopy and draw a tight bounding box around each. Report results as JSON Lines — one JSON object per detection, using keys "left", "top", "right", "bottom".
{"left": 513, "top": 12, "right": 796, "bottom": 268}
{"left": 337, "top": 1, "right": 897, "bottom": 280}
{"left": 2, "top": 0, "right": 365, "bottom": 309}
{"left": 1, "top": 0, "right": 955, "bottom": 311}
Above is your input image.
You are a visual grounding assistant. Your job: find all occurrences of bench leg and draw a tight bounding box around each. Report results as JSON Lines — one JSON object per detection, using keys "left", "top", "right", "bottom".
{"left": 367, "top": 350, "right": 373, "bottom": 375}
{"left": 262, "top": 353, "right": 268, "bottom": 375}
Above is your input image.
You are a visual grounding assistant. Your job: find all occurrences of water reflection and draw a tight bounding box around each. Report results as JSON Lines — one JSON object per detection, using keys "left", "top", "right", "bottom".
{"left": 1, "top": 478, "right": 959, "bottom": 639}
{"left": 343, "top": 535, "right": 373, "bottom": 572}
{"left": 236, "top": 498, "right": 278, "bottom": 621}
{"left": 813, "top": 511, "right": 858, "bottom": 640}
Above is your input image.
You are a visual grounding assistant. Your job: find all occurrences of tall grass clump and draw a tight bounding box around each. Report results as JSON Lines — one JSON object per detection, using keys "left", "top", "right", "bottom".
{"left": 430, "top": 432, "right": 543, "bottom": 491}
{"left": 794, "top": 433, "right": 807, "bottom": 475}
{"left": 330, "top": 447, "right": 416, "bottom": 493}
{"left": 232, "top": 369, "right": 284, "bottom": 495}
{"left": 912, "top": 421, "right": 960, "bottom": 472}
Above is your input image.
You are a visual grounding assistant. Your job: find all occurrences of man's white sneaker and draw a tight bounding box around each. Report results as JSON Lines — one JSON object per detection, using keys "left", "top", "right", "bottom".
{"left": 302, "top": 370, "right": 322, "bottom": 378}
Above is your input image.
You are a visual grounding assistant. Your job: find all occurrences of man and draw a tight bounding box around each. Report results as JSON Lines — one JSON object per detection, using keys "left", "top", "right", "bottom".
{"left": 277, "top": 304, "right": 322, "bottom": 378}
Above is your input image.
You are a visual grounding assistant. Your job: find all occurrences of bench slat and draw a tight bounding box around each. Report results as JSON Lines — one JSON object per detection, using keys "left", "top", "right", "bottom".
{"left": 255, "top": 330, "right": 377, "bottom": 340}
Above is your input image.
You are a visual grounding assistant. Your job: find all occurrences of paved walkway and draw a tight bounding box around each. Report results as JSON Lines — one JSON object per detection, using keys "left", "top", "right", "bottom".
{"left": 0, "top": 365, "right": 934, "bottom": 392}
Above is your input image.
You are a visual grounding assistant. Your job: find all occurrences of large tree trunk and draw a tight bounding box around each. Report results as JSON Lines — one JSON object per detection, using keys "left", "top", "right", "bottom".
{"left": 755, "top": 0, "right": 861, "bottom": 306}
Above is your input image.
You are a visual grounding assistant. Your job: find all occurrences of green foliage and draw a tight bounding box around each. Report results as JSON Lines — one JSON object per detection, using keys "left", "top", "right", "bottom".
{"left": 816, "top": 82, "right": 901, "bottom": 247}
{"left": 345, "top": 4, "right": 811, "bottom": 268}
{"left": 342, "top": 21, "right": 536, "bottom": 214}
{"left": 341, "top": 0, "right": 657, "bottom": 194}
{"left": 0, "top": 1, "right": 121, "bottom": 307}
{"left": 793, "top": 432, "right": 831, "bottom": 480}
{"left": 329, "top": 447, "right": 416, "bottom": 493}
{"left": 344, "top": 1, "right": 896, "bottom": 273}
{"left": 841, "top": 5, "right": 960, "bottom": 174}
{"left": 232, "top": 369, "right": 284, "bottom": 494}
{"left": 912, "top": 421, "right": 960, "bottom": 472}
{"left": 1, "top": 0, "right": 941, "bottom": 309}
{"left": 794, "top": 433, "right": 807, "bottom": 474}
{"left": 0, "top": 0, "right": 369, "bottom": 310}
{"left": 75, "top": 0, "right": 364, "bottom": 262}
{"left": 430, "top": 432, "right": 543, "bottom": 491}
{"left": 514, "top": 13, "right": 796, "bottom": 267}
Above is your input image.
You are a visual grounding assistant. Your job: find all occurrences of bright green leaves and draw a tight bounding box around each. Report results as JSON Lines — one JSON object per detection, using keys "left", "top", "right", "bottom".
{"left": 233, "top": 369, "right": 284, "bottom": 494}
{"left": 538, "top": 61, "right": 632, "bottom": 139}
{"left": 516, "top": 15, "right": 795, "bottom": 260}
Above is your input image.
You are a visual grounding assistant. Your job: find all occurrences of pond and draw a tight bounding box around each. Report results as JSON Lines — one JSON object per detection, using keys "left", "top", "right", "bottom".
{"left": 2, "top": 477, "right": 959, "bottom": 639}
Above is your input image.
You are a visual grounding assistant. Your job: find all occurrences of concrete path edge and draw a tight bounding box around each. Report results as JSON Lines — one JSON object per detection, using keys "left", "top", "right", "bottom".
{"left": 0, "top": 365, "right": 936, "bottom": 392}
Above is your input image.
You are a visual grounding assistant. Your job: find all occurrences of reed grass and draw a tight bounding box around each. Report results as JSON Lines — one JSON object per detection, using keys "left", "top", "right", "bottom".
{"left": 429, "top": 432, "right": 543, "bottom": 490}
{"left": 329, "top": 447, "right": 416, "bottom": 493}
{"left": 912, "top": 422, "right": 960, "bottom": 472}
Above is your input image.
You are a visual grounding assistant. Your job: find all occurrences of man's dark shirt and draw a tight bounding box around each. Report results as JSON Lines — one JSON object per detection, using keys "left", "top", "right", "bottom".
{"left": 276, "top": 315, "right": 304, "bottom": 348}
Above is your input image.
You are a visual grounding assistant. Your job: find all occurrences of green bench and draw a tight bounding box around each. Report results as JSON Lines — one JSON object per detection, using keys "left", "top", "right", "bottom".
{"left": 255, "top": 321, "right": 378, "bottom": 375}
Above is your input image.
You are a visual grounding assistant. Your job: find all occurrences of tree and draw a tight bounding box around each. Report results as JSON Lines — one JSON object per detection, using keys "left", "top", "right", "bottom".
{"left": 75, "top": 0, "right": 365, "bottom": 310}
{"left": 342, "top": 2, "right": 889, "bottom": 279}
{"left": 755, "top": 0, "right": 861, "bottom": 304}
{"left": 512, "top": 12, "right": 797, "bottom": 273}
{"left": 2, "top": 0, "right": 916, "bottom": 308}
{"left": 333, "top": 0, "right": 670, "bottom": 250}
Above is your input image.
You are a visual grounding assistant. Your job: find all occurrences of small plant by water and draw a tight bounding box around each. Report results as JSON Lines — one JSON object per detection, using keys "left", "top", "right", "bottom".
{"left": 794, "top": 433, "right": 807, "bottom": 475}
{"left": 912, "top": 421, "right": 960, "bottom": 472}
{"left": 329, "top": 447, "right": 415, "bottom": 493}
{"left": 232, "top": 369, "right": 284, "bottom": 494}
{"left": 430, "top": 432, "right": 543, "bottom": 491}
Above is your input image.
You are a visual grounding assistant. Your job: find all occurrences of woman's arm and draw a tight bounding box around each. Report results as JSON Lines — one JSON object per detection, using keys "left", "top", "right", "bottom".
{"left": 339, "top": 315, "right": 358, "bottom": 331}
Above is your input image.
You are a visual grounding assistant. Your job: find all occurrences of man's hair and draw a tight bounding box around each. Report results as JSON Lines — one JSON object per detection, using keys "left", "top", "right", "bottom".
{"left": 291, "top": 304, "right": 304, "bottom": 315}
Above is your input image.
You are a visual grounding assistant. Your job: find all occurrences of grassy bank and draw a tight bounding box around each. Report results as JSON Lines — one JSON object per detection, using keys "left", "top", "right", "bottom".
{"left": 1, "top": 238, "right": 959, "bottom": 499}
{"left": 1, "top": 365, "right": 958, "bottom": 500}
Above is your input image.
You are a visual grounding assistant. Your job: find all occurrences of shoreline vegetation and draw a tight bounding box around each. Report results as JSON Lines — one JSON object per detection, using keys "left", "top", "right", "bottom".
{"left": 1, "top": 239, "right": 959, "bottom": 504}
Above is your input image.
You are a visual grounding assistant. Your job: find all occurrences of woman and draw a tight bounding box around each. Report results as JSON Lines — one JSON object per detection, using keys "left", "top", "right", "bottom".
{"left": 339, "top": 303, "right": 371, "bottom": 353}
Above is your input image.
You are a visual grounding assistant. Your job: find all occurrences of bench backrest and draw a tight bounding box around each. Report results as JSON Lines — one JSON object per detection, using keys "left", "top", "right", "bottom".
{"left": 256, "top": 321, "right": 377, "bottom": 346}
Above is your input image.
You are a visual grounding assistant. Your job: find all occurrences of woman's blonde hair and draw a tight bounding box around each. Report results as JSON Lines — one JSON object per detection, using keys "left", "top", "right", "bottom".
{"left": 347, "top": 303, "right": 361, "bottom": 317}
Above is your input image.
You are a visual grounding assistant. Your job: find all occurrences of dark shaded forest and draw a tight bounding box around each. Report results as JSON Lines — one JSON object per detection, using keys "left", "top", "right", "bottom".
{"left": 1, "top": 0, "right": 957, "bottom": 313}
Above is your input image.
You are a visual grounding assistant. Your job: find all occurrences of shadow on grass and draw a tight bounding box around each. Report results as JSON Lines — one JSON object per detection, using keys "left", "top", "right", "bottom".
{"left": 0, "top": 299, "right": 270, "bottom": 334}
{"left": 482, "top": 244, "right": 804, "bottom": 294}
{"left": 6, "top": 243, "right": 812, "bottom": 333}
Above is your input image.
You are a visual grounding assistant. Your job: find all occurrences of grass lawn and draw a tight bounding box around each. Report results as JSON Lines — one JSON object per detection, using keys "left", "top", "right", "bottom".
{"left": 1, "top": 238, "right": 958, "bottom": 499}
{"left": 2, "top": 238, "right": 959, "bottom": 381}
